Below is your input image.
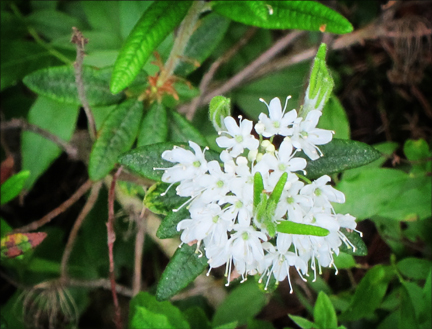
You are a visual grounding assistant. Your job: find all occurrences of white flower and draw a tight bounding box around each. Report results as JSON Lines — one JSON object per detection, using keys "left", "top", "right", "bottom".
{"left": 161, "top": 141, "right": 208, "bottom": 183}
{"left": 291, "top": 110, "right": 333, "bottom": 160}
{"left": 158, "top": 93, "right": 361, "bottom": 291}
{"left": 216, "top": 116, "right": 259, "bottom": 157}
{"left": 256, "top": 97, "right": 297, "bottom": 137}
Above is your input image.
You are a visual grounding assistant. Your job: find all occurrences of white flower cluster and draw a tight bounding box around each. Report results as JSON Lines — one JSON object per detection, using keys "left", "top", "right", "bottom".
{"left": 159, "top": 97, "right": 360, "bottom": 291}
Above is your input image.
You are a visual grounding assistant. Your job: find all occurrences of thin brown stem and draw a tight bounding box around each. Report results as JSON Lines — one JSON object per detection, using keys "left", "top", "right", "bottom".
{"left": 67, "top": 278, "right": 133, "bottom": 297}
{"left": 1, "top": 118, "right": 78, "bottom": 159}
{"left": 107, "top": 166, "right": 123, "bottom": 329}
{"left": 183, "top": 27, "right": 258, "bottom": 120}
{"left": 132, "top": 208, "right": 147, "bottom": 296}
{"left": 61, "top": 181, "right": 102, "bottom": 278}
{"left": 202, "top": 31, "right": 304, "bottom": 105}
{"left": 14, "top": 179, "right": 93, "bottom": 233}
{"left": 71, "top": 27, "right": 96, "bottom": 141}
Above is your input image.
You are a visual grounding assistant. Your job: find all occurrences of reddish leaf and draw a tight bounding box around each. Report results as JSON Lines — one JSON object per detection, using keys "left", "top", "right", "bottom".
{"left": 1, "top": 156, "right": 15, "bottom": 185}
{"left": 1, "top": 232, "right": 47, "bottom": 259}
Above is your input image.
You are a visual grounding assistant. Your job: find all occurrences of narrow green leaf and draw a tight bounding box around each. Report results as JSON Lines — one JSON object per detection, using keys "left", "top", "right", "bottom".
{"left": 130, "top": 292, "right": 190, "bottom": 329}
{"left": 118, "top": 142, "right": 220, "bottom": 182}
{"left": 211, "top": 1, "right": 353, "bottom": 34}
{"left": 23, "top": 65, "right": 124, "bottom": 106}
{"left": 253, "top": 172, "right": 265, "bottom": 209}
{"left": 212, "top": 280, "right": 266, "bottom": 327}
{"left": 301, "top": 43, "right": 334, "bottom": 117}
{"left": 399, "top": 283, "right": 419, "bottom": 329}
{"left": 268, "top": 172, "right": 287, "bottom": 205}
{"left": 209, "top": 96, "right": 231, "bottom": 133}
{"left": 168, "top": 110, "right": 208, "bottom": 147}
{"left": 276, "top": 221, "right": 329, "bottom": 236}
{"left": 247, "top": 319, "right": 276, "bottom": 329}
{"left": 137, "top": 102, "right": 168, "bottom": 147}
{"left": 110, "top": 2, "right": 192, "bottom": 94}
{"left": 157, "top": 206, "right": 189, "bottom": 239}
{"left": 144, "top": 182, "right": 188, "bottom": 216}
{"left": 0, "top": 170, "right": 30, "bottom": 205}
{"left": 22, "top": 97, "right": 79, "bottom": 190}
{"left": 304, "top": 139, "right": 381, "bottom": 180}
{"left": 288, "top": 315, "right": 316, "bottom": 329}
{"left": 339, "top": 228, "right": 367, "bottom": 256}
{"left": 174, "top": 13, "right": 230, "bottom": 76}
{"left": 314, "top": 291, "right": 338, "bottom": 329}
{"left": 89, "top": 99, "right": 143, "bottom": 181}
{"left": 339, "top": 265, "right": 395, "bottom": 321}
{"left": 156, "top": 244, "right": 208, "bottom": 301}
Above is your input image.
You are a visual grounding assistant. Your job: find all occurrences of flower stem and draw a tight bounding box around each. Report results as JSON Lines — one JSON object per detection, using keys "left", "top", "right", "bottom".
{"left": 158, "top": 1, "right": 210, "bottom": 85}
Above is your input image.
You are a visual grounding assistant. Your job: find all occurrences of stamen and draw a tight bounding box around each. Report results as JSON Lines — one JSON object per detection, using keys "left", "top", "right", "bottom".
{"left": 282, "top": 96, "right": 292, "bottom": 114}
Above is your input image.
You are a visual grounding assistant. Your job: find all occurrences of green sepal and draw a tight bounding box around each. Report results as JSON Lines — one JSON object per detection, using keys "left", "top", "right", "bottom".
{"left": 156, "top": 243, "right": 208, "bottom": 301}
{"left": 253, "top": 172, "right": 265, "bottom": 209}
{"left": 276, "top": 221, "right": 330, "bottom": 236}
{"left": 110, "top": 2, "right": 192, "bottom": 94}
{"left": 209, "top": 95, "right": 231, "bottom": 133}
{"left": 88, "top": 99, "right": 143, "bottom": 181}
{"left": 301, "top": 43, "right": 334, "bottom": 117}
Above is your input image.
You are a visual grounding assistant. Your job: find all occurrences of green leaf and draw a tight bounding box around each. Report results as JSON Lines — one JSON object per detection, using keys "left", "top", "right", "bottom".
{"left": 339, "top": 265, "right": 395, "bottom": 321}
{"left": 168, "top": 110, "right": 208, "bottom": 147}
{"left": 318, "top": 95, "right": 350, "bottom": 139}
{"left": 209, "top": 96, "right": 231, "bottom": 133}
{"left": 144, "top": 182, "right": 188, "bottom": 215}
{"left": 314, "top": 291, "right": 338, "bottom": 329}
{"left": 335, "top": 168, "right": 431, "bottom": 221}
{"left": 212, "top": 280, "right": 266, "bottom": 327}
{"left": 333, "top": 252, "right": 356, "bottom": 269}
{"left": 174, "top": 13, "right": 230, "bottom": 76}
{"left": 288, "top": 315, "right": 316, "bottom": 329}
{"left": 118, "top": 142, "right": 220, "bottom": 182}
{"left": 27, "top": 9, "right": 84, "bottom": 40}
{"left": 23, "top": 65, "right": 124, "bottom": 106}
{"left": 110, "top": 1, "right": 192, "bottom": 94}
{"left": 88, "top": 99, "right": 143, "bottom": 181}
{"left": 399, "top": 282, "right": 419, "bottom": 329}
{"left": 22, "top": 97, "right": 79, "bottom": 190}
{"left": 404, "top": 139, "right": 431, "bottom": 174}
{"left": 211, "top": 1, "right": 353, "bottom": 34}
{"left": 129, "top": 292, "right": 190, "bottom": 329}
{"left": 137, "top": 103, "right": 168, "bottom": 147}
{"left": 1, "top": 40, "right": 63, "bottom": 91}
{"left": 304, "top": 139, "right": 381, "bottom": 180}
{"left": 183, "top": 307, "right": 211, "bottom": 329}
{"left": 339, "top": 228, "right": 367, "bottom": 256}
{"left": 156, "top": 244, "right": 208, "bottom": 301}
{"left": 0, "top": 170, "right": 30, "bottom": 205}
{"left": 397, "top": 258, "right": 432, "bottom": 280}
{"left": 276, "top": 221, "right": 329, "bottom": 236}
{"left": 247, "top": 318, "right": 276, "bottom": 329}
{"left": 301, "top": 43, "right": 334, "bottom": 117}
{"left": 157, "top": 206, "right": 189, "bottom": 239}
